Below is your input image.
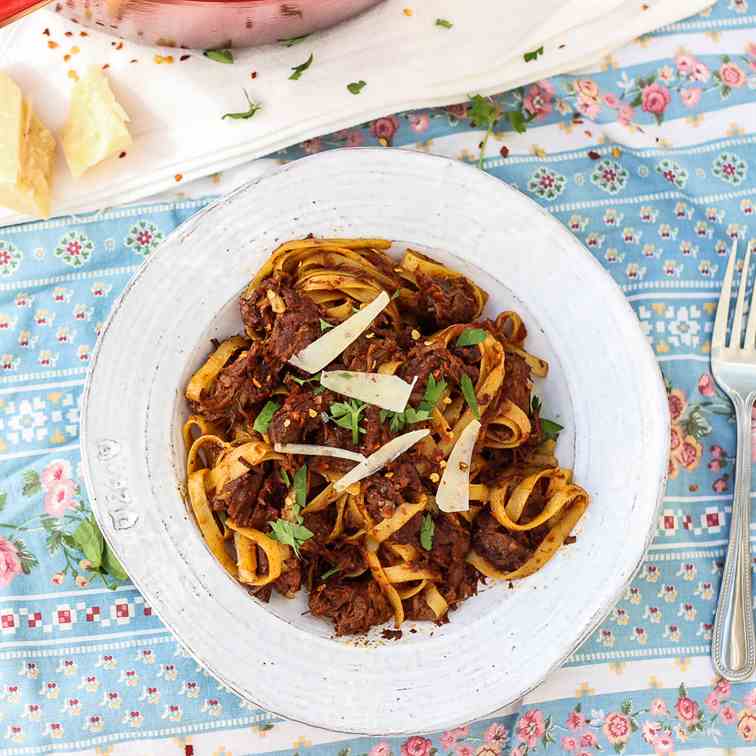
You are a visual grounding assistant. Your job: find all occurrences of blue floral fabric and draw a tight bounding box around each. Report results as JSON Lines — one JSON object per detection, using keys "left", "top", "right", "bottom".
{"left": 1, "top": 0, "right": 756, "bottom": 753}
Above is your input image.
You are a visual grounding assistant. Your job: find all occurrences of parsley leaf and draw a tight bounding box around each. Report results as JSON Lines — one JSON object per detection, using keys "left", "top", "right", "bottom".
{"left": 291, "top": 372, "right": 322, "bottom": 386}
{"left": 329, "top": 399, "right": 366, "bottom": 444}
{"left": 507, "top": 110, "right": 528, "bottom": 134}
{"left": 289, "top": 52, "right": 314, "bottom": 80}
{"left": 319, "top": 318, "right": 334, "bottom": 332}
{"left": 468, "top": 94, "right": 501, "bottom": 168}
{"left": 204, "top": 48, "right": 234, "bottom": 64}
{"left": 253, "top": 400, "right": 279, "bottom": 434}
{"left": 279, "top": 33, "right": 310, "bottom": 47}
{"left": 293, "top": 464, "right": 308, "bottom": 519}
{"left": 380, "top": 408, "right": 408, "bottom": 433}
{"left": 541, "top": 418, "right": 564, "bottom": 442}
{"left": 420, "top": 374, "right": 447, "bottom": 412}
{"left": 347, "top": 80, "right": 367, "bottom": 95}
{"left": 404, "top": 406, "right": 431, "bottom": 424}
{"left": 455, "top": 328, "right": 487, "bottom": 347}
{"left": 222, "top": 90, "right": 262, "bottom": 120}
{"left": 523, "top": 46, "right": 544, "bottom": 62}
{"left": 320, "top": 566, "right": 341, "bottom": 581}
{"left": 269, "top": 520, "right": 313, "bottom": 557}
{"left": 279, "top": 469, "right": 291, "bottom": 486}
{"left": 531, "top": 395, "right": 542, "bottom": 414}
{"left": 435, "top": 18, "right": 453, "bottom": 28}
{"left": 420, "top": 513, "right": 435, "bottom": 551}
{"left": 460, "top": 374, "right": 480, "bottom": 420}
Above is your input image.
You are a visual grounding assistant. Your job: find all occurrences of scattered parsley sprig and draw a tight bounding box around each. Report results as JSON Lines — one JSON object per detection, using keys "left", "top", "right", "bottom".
{"left": 420, "top": 513, "right": 435, "bottom": 550}
{"left": 460, "top": 373, "right": 480, "bottom": 420}
{"left": 468, "top": 93, "right": 534, "bottom": 167}
{"left": 289, "top": 53, "right": 314, "bottom": 80}
{"left": 380, "top": 374, "right": 448, "bottom": 432}
{"left": 455, "top": 328, "right": 487, "bottom": 347}
{"left": 222, "top": 90, "right": 262, "bottom": 121}
{"left": 329, "top": 399, "right": 367, "bottom": 444}
{"left": 531, "top": 396, "right": 564, "bottom": 442}
{"left": 253, "top": 400, "right": 279, "bottom": 434}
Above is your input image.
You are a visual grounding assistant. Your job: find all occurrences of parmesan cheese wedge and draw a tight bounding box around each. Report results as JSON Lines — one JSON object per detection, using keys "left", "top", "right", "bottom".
{"left": 320, "top": 370, "right": 415, "bottom": 412}
{"left": 61, "top": 66, "right": 132, "bottom": 178}
{"left": 436, "top": 419, "right": 482, "bottom": 513}
{"left": 0, "top": 74, "right": 55, "bottom": 219}
{"left": 273, "top": 443, "right": 366, "bottom": 463}
{"left": 288, "top": 291, "right": 390, "bottom": 374}
{"left": 334, "top": 429, "right": 429, "bottom": 493}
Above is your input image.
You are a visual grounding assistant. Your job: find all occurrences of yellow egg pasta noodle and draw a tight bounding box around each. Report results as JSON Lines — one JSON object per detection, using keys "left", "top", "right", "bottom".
{"left": 207, "top": 442, "right": 283, "bottom": 493}
{"left": 366, "top": 549, "right": 404, "bottom": 628}
{"left": 187, "top": 470, "right": 236, "bottom": 575}
{"left": 233, "top": 531, "right": 257, "bottom": 583}
{"left": 186, "top": 434, "right": 228, "bottom": 476}
{"left": 383, "top": 564, "right": 441, "bottom": 583}
{"left": 369, "top": 497, "right": 427, "bottom": 544}
{"left": 182, "top": 415, "right": 223, "bottom": 451}
{"left": 396, "top": 580, "right": 427, "bottom": 600}
{"left": 226, "top": 521, "right": 285, "bottom": 586}
{"left": 486, "top": 400, "right": 532, "bottom": 449}
{"left": 494, "top": 310, "right": 528, "bottom": 344}
{"left": 185, "top": 336, "right": 248, "bottom": 402}
{"left": 423, "top": 582, "right": 449, "bottom": 619}
{"left": 326, "top": 494, "right": 348, "bottom": 542}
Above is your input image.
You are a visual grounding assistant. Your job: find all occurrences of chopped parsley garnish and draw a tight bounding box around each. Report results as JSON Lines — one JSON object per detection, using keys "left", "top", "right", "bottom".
{"left": 420, "top": 513, "right": 435, "bottom": 551}
{"left": 435, "top": 18, "right": 453, "bottom": 28}
{"left": 329, "top": 399, "right": 367, "bottom": 444}
{"left": 379, "top": 374, "right": 446, "bottom": 431}
{"left": 347, "top": 80, "right": 367, "bottom": 95}
{"left": 204, "top": 48, "right": 233, "bottom": 64}
{"left": 293, "top": 464, "right": 308, "bottom": 516}
{"left": 420, "top": 374, "right": 447, "bottom": 412}
{"left": 380, "top": 408, "right": 409, "bottom": 433}
{"left": 313, "top": 385, "right": 327, "bottom": 395}
{"left": 279, "top": 468, "right": 291, "bottom": 486}
{"left": 455, "top": 328, "right": 487, "bottom": 347}
{"left": 269, "top": 520, "right": 313, "bottom": 557}
{"left": 460, "top": 374, "right": 480, "bottom": 420}
{"left": 291, "top": 372, "right": 322, "bottom": 386}
{"left": 289, "top": 53, "right": 314, "bottom": 80}
{"left": 222, "top": 90, "right": 262, "bottom": 120}
{"left": 319, "top": 318, "right": 334, "bottom": 332}
{"left": 253, "top": 400, "right": 279, "bottom": 434}
{"left": 523, "top": 46, "right": 544, "bottom": 62}
{"left": 320, "top": 566, "right": 341, "bottom": 581}
{"left": 279, "top": 33, "right": 310, "bottom": 47}
{"left": 532, "top": 396, "right": 564, "bottom": 442}
{"left": 468, "top": 93, "right": 532, "bottom": 166}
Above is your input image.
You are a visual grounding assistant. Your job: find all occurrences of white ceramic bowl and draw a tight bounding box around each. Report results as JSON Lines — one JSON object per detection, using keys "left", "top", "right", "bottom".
{"left": 81, "top": 148, "right": 668, "bottom": 735}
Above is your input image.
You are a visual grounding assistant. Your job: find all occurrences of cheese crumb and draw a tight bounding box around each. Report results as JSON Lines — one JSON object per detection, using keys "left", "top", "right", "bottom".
{"left": 308, "top": 409, "right": 318, "bottom": 418}
{"left": 411, "top": 329, "right": 421, "bottom": 340}
{"left": 429, "top": 472, "right": 440, "bottom": 483}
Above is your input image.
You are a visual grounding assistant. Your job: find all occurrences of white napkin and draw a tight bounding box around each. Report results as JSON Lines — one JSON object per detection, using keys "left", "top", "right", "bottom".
{"left": 0, "top": 0, "right": 711, "bottom": 226}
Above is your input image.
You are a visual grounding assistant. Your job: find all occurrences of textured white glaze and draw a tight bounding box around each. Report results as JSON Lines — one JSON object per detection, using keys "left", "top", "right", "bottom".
{"left": 80, "top": 148, "right": 669, "bottom": 735}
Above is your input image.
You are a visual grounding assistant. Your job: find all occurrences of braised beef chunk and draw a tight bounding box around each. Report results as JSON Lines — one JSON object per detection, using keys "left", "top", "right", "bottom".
{"left": 404, "top": 593, "right": 437, "bottom": 621}
{"left": 415, "top": 271, "right": 479, "bottom": 329}
{"left": 429, "top": 515, "right": 471, "bottom": 568}
{"left": 361, "top": 405, "right": 392, "bottom": 454}
{"left": 309, "top": 579, "right": 393, "bottom": 636}
{"left": 268, "top": 389, "right": 327, "bottom": 445}
{"left": 399, "top": 344, "right": 467, "bottom": 404}
{"left": 501, "top": 352, "right": 532, "bottom": 413}
{"left": 472, "top": 512, "right": 532, "bottom": 572}
{"left": 341, "top": 328, "right": 400, "bottom": 372}
{"left": 391, "top": 512, "right": 423, "bottom": 546}
{"left": 268, "top": 287, "right": 323, "bottom": 363}
{"left": 364, "top": 476, "right": 401, "bottom": 522}
{"left": 274, "top": 558, "right": 302, "bottom": 598}
{"left": 441, "top": 562, "right": 479, "bottom": 608}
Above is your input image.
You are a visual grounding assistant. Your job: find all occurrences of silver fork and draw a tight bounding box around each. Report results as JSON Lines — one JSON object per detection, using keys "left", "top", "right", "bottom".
{"left": 711, "top": 238, "right": 756, "bottom": 681}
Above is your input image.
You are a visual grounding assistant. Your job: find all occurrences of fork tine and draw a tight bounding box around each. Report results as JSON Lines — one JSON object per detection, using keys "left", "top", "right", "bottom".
{"left": 745, "top": 246, "right": 756, "bottom": 351}
{"left": 714, "top": 238, "right": 737, "bottom": 348}
{"left": 731, "top": 240, "right": 750, "bottom": 349}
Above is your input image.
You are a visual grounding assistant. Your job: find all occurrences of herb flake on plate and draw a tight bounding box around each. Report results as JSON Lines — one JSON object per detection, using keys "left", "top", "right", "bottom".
{"left": 204, "top": 48, "right": 234, "bottom": 64}
{"left": 222, "top": 90, "right": 262, "bottom": 120}
{"left": 289, "top": 52, "right": 314, "bottom": 80}
{"left": 347, "top": 80, "right": 367, "bottom": 95}
{"left": 435, "top": 18, "right": 453, "bottom": 28}
{"left": 523, "top": 46, "right": 544, "bottom": 62}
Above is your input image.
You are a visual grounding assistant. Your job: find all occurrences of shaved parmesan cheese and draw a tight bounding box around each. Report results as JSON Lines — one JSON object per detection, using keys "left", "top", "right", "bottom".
{"left": 273, "top": 443, "right": 366, "bottom": 463}
{"left": 288, "top": 291, "right": 390, "bottom": 373}
{"left": 436, "top": 419, "right": 482, "bottom": 513}
{"left": 334, "top": 429, "right": 429, "bottom": 492}
{"left": 320, "top": 370, "right": 416, "bottom": 412}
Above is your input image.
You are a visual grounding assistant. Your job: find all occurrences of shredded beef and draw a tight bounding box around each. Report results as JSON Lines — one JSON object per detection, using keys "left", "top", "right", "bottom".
{"left": 399, "top": 344, "right": 468, "bottom": 404}
{"left": 404, "top": 593, "right": 437, "bottom": 621}
{"left": 472, "top": 512, "right": 532, "bottom": 572}
{"left": 269, "top": 389, "right": 328, "bottom": 445}
{"left": 309, "top": 579, "right": 393, "bottom": 636}
{"left": 415, "top": 271, "right": 479, "bottom": 329}
{"left": 441, "top": 562, "right": 479, "bottom": 608}
{"left": 363, "top": 463, "right": 425, "bottom": 524}
{"left": 341, "top": 329, "right": 400, "bottom": 372}
{"left": 429, "top": 515, "right": 471, "bottom": 568}
{"left": 361, "top": 405, "right": 392, "bottom": 454}
{"left": 501, "top": 353, "right": 532, "bottom": 413}
{"left": 391, "top": 512, "right": 423, "bottom": 546}
{"left": 267, "top": 288, "right": 323, "bottom": 363}
{"left": 273, "top": 558, "right": 302, "bottom": 598}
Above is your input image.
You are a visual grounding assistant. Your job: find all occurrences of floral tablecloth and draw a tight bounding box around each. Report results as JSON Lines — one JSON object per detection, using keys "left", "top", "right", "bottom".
{"left": 1, "top": 0, "right": 756, "bottom": 753}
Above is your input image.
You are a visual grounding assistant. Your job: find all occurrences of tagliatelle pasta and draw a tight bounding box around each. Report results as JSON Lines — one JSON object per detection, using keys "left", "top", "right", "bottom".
{"left": 184, "top": 237, "right": 589, "bottom": 635}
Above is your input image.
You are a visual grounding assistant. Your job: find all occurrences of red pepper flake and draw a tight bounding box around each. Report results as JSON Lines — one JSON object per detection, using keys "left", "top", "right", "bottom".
{"left": 641, "top": 3, "right": 649, "bottom": 9}
{"left": 688, "top": 483, "right": 699, "bottom": 492}
{"left": 63, "top": 54, "right": 71, "bottom": 62}
{"left": 499, "top": 145, "right": 509, "bottom": 158}
{"left": 42, "top": 27, "right": 50, "bottom": 36}
{"left": 80, "top": 30, "right": 88, "bottom": 36}
{"left": 64, "top": 30, "right": 73, "bottom": 37}
{"left": 250, "top": 71, "right": 257, "bottom": 79}
{"left": 403, "top": 7, "right": 413, "bottom": 15}
{"left": 587, "top": 150, "right": 600, "bottom": 160}
{"left": 180, "top": 54, "right": 190, "bottom": 61}
{"left": 101, "top": 63, "right": 110, "bottom": 70}
{"left": 47, "top": 40, "right": 58, "bottom": 49}
{"left": 130, "top": 58, "right": 138, "bottom": 63}
{"left": 185, "top": 746, "right": 194, "bottom": 756}
{"left": 115, "top": 41, "right": 124, "bottom": 50}
{"left": 118, "top": 151, "right": 127, "bottom": 158}
{"left": 175, "top": 173, "right": 183, "bottom": 182}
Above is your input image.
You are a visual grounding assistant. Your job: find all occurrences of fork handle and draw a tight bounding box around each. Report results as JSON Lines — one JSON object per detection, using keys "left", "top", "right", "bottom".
{"left": 712, "top": 393, "right": 756, "bottom": 681}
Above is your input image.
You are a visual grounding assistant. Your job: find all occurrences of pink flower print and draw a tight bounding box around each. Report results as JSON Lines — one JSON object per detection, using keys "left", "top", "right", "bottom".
{"left": 676, "top": 696, "right": 700, "bottom": 723}
{"left": 302, "top": 138, "right": 322, "bottom": 154}
{"left": 440, "top": 726, "right": 468, "bottom": 750}
{"left": 603, "top": 712, "right": 632, "bottom": 745}
{"left": 709, "top": 458, "right": 723, "bottom": 472}
{"left": 693, "top": 62, "right": 710, "bottom": 82}
{"left": 400, "top": 736, "right": 433, "bottom": 756}
{"left": 516, "top": 710, "right": 545, "bottom": 748}
{"left": 698, "top": 373, "right": 716, "bottom": 396}
{"left": 603, "top": 92, "right": 620, "bottom": 108}
{"left": 566, "top": 710, "right": 586, "bottom": 730}
{"left": 44, "top": 479, "right": 77, "bottom": 517}
{"left": 51, "top": 572, "right": 64, "bottom": 585}
{"left": 676, "top": 54, "right": 698, "bottom": 76}
{"left": 484, "top": 722, "right": 508, "bottom": 746}
{"left": 642, "top": 721, "right": 662, "bottom": 744}
{"left": 641, "top": 83, "right": 671, "bottom": 115}
{"left": 716, "top": 679, "right": 732, "bottom": 697}
{"left": 0, "top": 537, "right": 22, "bottom": 588}
{"left": 711, "top": 444, "right": 725, "bottom": 459}
{"left": 561, "top": 736, "right": 578, "bottom": 751}
{"left": 579, "top": 732, "right": 598, "bottom": 748}
{"left": 713, "top": 478, "right": 728, "bottom": 493}
{"left": 618, "top": 104, "right": 635, "bottom": 125}
{"left": 704, "top": 691, "right": 721, "bottom": 712}
{"left": 41, "top": 459, "right": 72, "bottom": 490}
{"left": 371, "top": 116, "right": 400, "bottom": 144}
{"left": 747, "top": 42, "right": 756, "bottom": 58}
{"left": 368, "top": 744, "right": 391, "bottom": 756}
{"left": 523, "top": 80, "right": 554, "bottom": 119}
{"left": 577, "top": 95, "right": 599, "bottom": 119}
{"left": 574, "top": 79, "right": 599, "bottom": 99}
{"left": 681, "top": 88, "right": 702, "bottom": 108}
{"left": 454, "top": 747, "right": 474, "bottom": 756}
{"left": 744, "top": 689, "right": 756, "bottom": 707}
{"left": 445, "top": 103, "right": 468, "bottom": 120}
{"left": 721, "top": 705, "right": 738, "bottom": 724}
{"left": 720, "top": 62, "right": 746, "bottom": 88}
{"left": 653, "top": 733, "right": 675, "bottom": 753}
{"left": 344, "top": 130, "right": 364, "bottom": 147}
{"left": 409, "top": 113, "right": 430, "bottom": 132}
